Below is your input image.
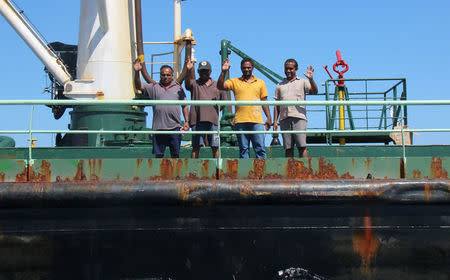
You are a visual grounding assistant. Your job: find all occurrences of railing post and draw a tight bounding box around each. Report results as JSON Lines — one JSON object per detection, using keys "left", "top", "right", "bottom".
{"left": 28, "top": 105, "right": 34, "bottom": 166}
{"left": 325, "top": 80, "right": 331, "bottom": 144}
{"left": 402, "top": 79, "right": 408, "bottom": 126}
{"left": 217, "top": 105, "right": 222, "bottom": 171}
{"left": 400, "top": 109, "right": 407, "bottom": 171}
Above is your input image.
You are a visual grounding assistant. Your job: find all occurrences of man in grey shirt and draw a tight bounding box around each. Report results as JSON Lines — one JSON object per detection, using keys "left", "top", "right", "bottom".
{"left": 273, "top": 58, "right": 318, "bottom": 158}
{"left": 185, "top": 58, "right": 228, "bottom": 158}
{"left": 134, "top": 60, "right": 189, "bottom": 158}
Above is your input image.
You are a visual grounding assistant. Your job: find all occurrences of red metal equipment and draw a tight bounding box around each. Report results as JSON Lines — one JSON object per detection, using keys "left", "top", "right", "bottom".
{"left": 323, "top": 50, "right": 349, "bottom": 86}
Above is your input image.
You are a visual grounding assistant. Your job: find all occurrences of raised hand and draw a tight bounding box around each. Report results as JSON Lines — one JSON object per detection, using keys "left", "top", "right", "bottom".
{"left": 303, "top": 65, "right": 314, "bottom": 80}
{"left": 133, "top": 59, "right": 143, "bottom": 72}
{"left": 186, "top": 58, "right": 194, "bottom": 71}
{"left": 222, "top": 58, "right": 231, "bottom": 72}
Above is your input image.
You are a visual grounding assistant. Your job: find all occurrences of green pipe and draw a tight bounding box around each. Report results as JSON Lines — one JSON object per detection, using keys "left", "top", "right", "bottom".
{"left": 227, "top": 44, "right": 283, "bottom": 81}
{"left": 28, "top": 105, "right": 34, "bottom": 165}
{"left": 383, "top": 80, "right": 405, "bottom": 95}
{"left": 393, "top": 87, "right": 399, "bottom": 126}
{"left": 253, "top": 66, "right": 280, "bottom": 85}
{"left": 378, "top": 108, "right": 386, "bottom": 130}
{"left": 402, "top": 81, "right": 408, "bottom": 125}
{"left": 329, "top": 87, "right": 338, "bottom": 130}
{"left": 344, "top": 87, "right": 355, "bottom": 130}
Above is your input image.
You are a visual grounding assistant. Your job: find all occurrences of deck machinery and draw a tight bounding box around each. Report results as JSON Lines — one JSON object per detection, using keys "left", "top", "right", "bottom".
{"left": 0, "top": 1, "right": 448, "bottom": 279}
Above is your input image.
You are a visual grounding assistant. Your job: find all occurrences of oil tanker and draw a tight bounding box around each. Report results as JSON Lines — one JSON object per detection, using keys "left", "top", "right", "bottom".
{"left": 0, "top": 1, "right": 448, "bottom": 279}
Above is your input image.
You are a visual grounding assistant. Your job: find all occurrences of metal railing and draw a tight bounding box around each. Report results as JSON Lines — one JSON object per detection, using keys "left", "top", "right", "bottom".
{"left": 1, "top": 99, "right": 450, "bottom": 167}
{"left": 324, "top": 78, "right": 407, "bottom": 129}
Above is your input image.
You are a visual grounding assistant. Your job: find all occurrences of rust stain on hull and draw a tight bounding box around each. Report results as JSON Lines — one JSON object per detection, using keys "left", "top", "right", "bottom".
{"left": 286, "top": 158, "right": 355, "bottom": 179}
{"left": 29, "top": 160, "right": 52, "bottom": 182}
{"left": 248, "top": 159, "right": 265, "bottom": 179}
{"left": 364, "top": 158, "right": 371, "bottom": 169}
{"left": 412, "top": 170, "right": 422, "bottom": 179}
{"left": 74, "top": 160, "right": 87, "bottom": 181}
{"left": 352, "top": 216, "right": 379, "bottom": 274}
{"left": 177, "top": 183, "right": 211, "bottom": 203}
{"left": 424, "top": 183, "right": 432, "bottom": 201}
{"left": 155, "top": 159, "right": 184, "bottom": 180}
{"left": 15, "top": 163, "right": 28, "bottom": 182}
{"left": 88, "top": 159, "right": 103, "bottom": 180}
{"left": 430, "top": 157, "right": 448, "bottom": 178}
{"left": 134, "top": 158, "right": 144, "bottom": 181}
{"left": 219, "top": 159, "right": 239, "bottom": 179}
{"left": 239, "top": 183, "right": 256, "bottom": 198}
{"left": 201, "top": 160, "right": 210, "bottom": 179}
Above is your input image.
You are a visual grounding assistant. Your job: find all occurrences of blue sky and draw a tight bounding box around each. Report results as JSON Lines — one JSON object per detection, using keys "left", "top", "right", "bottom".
{"left": 1, "top": 0, "right": 449, "bottom": 147}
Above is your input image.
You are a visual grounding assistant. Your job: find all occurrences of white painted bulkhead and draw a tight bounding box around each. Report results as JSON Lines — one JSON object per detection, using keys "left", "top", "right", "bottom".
{"left": 65, "top": 0, "right": 136, "bottom": 100}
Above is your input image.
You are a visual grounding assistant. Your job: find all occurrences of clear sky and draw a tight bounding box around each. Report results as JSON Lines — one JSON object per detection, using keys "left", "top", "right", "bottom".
{"left": 1, "top": 0, "right": 449, "bottom": 147}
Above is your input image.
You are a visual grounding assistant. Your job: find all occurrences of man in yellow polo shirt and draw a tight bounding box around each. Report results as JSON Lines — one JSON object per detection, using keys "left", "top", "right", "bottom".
{"left": 218, "top": 57, "right": 272, "bottom": 158}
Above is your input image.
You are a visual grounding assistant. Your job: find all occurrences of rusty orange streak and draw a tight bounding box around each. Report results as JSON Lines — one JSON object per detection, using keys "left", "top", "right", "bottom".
{"left": 352, "top": 216, "right": 379, "bottom": 274}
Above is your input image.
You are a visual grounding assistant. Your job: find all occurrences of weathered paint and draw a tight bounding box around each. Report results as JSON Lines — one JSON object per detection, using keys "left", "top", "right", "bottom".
{"left": 352, "top": 216, "right": 379, "bottom": 274}
{"left": 424, "top": 183, "right": 432, "bottom": 201}
{"left": 74, "top": 160, "right": 86, "bottom": 181}
{"left": 248, "top": 159, "right": 265, "bottom": 179}
{"left": 219, "top": 159, "right": 239, "bottom": 179}
{"left": 88, "top": 159, "right": 103, "bottom": 180}
{"left": 407, "top": 157, "right": 450, "bottom": 178}
{"left": 430, "top": 157, "right": 448, "bottom": 178}
{"left": 15, "top": 165, "right": 28, "bottom": 182}
{"left": 0, "top": 156, "right": 449, "bottom": 182}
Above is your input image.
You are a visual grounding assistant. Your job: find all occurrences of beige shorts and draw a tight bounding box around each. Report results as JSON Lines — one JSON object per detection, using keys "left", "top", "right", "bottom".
{"left": 280, "top": 117, "right": 307, "bottom": 149}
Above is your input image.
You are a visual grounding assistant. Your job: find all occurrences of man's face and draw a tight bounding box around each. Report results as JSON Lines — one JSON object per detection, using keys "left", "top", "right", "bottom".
{"left": 284, "top": 62, "right": 297, "bottom": 80}
{"left": 160, "top": 67, "right": 173, "bottom": 86}
{"left": 241, "top": 62, "right": 253, "bottom": 79}
{"left": 198, "top": 69, "right": 211, "bottom": 81}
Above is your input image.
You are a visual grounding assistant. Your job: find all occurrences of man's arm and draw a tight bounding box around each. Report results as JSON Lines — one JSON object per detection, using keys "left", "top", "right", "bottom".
{"left": 303, "top": 65, "right": 318, "bottom": 95}
{"left": 273, "top": 86, "right": 280, "bottom": 131}
{"left": 217, "top": 58, "right": 231, "bottom": 91}
{"left": 261, "top": 96, "right": 272, "bottom": 130}
{"left": 133, "top": 59, "right": 144, "bottom": 91}
{"left": 273, "top": 105, "right": 280, "bottom": 131}
{"left": 182, "top": 105, "right": 189, "bottom": 130}
{"left": 184, "top": 58, "right": 195, "bottom": 91}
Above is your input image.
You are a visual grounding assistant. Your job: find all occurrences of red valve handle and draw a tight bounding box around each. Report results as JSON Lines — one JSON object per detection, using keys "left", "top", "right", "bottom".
{"left": 332, "top": 50, "right": 349, "bottom": 86}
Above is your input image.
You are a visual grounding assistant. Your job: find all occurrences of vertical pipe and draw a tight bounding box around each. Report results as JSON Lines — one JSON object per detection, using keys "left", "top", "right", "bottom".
{"left": 400, "top": 107, "right": 407, "bottom": 170}
{"left": 173, "top": 0, "right": 181, "bottom": 79}
{"left": 338, "top": 86, "right": 346, "bottom": 145}
{"left": 217, "top": 105, "right": 222, "bottom": 171}
{"left": 28, "top": 105, "right": 34, "bottom": 166}
{"left": 365, "top": 80, "right": 368, "bottom": 129}
{"left": 402, "top": 79, "right": 408, "bottom": 126}
{"left": 325, "top": 81, "right": 331, "bottom": 145}
{"left": 219, "top": 40, "right": 230, "bottom": 166}
{"left": 134, "top": 0, "right": 155, "bottom": 84}
{"left": 220, "top": 40, "right": 230, "bottom": 103}
{"left": 384, "top": 92, "right": 387, "bottom": 130}
{"left": 393, "top": 87, "right": 398, "bottom": 126}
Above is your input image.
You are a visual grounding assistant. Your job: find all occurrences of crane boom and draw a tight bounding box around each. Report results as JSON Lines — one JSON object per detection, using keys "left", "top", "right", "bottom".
{"left": 0, "top": 0, "right": 71, "bottom": 86}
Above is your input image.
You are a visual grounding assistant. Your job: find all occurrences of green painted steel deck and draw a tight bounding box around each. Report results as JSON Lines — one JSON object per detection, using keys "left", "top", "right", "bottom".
{"left": 0, "top": 145, "right": 449, "bottom": 182}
